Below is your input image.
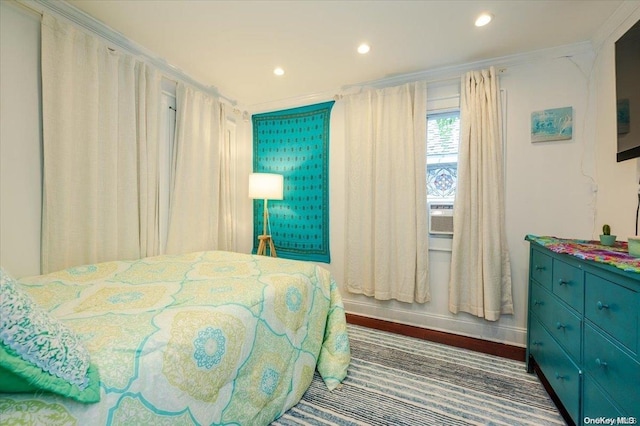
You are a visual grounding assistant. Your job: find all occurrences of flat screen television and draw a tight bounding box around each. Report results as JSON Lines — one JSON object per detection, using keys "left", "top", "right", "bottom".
{"left": 616, "top": 19, "right": 640, "bottom": 162}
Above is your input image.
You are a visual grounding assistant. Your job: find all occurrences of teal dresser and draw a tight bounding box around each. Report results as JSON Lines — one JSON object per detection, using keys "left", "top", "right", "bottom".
{"left": 526, "top": 236, "right": 639, "bottom": 425}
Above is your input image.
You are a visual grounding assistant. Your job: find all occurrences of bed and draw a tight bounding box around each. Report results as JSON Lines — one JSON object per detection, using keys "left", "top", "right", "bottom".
{"left": 0, "top": 250, "right": 350, "bottom": 425}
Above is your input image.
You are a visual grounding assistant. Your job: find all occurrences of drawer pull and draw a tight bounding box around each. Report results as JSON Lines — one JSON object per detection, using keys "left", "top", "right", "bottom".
{"left": 531, "top": 340, "right": 541, "bottom": 346}
{"left": 535, "top": 265, "right": 545, "bottom": 271}
{"left": 596, "top": 301, "right": 610, "bottom": 310}
{"left": 555, "top": 322, "right": 566, "bottom": 330}
{"left": 557, "top": 279, "right": 569, "bottom": 286}
{"left": 554, "top": 372, "right": 566, "bottom": 380}
{"left": 595, "top": 358, "right": 608, "bottom": 368}
{"left": 533, "top": 300, "right": 543, "bottom": 307}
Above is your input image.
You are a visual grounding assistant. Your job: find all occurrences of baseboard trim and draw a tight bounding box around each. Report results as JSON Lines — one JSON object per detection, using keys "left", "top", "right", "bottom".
{"left": 342, "top": 299, "right": 526, "bottom": 346}
{"left": 346, "top": 313, "right": 526, "bottom": 362}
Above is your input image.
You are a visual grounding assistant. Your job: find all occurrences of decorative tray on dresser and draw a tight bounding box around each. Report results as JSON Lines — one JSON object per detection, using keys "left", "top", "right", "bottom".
{"left": 525, "top": 235, "right": 639, "bottom": 426}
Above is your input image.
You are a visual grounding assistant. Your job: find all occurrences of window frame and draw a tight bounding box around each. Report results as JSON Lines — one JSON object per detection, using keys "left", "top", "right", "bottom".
{"left": 426, "top": 108, "right": 460, "bottom": 203}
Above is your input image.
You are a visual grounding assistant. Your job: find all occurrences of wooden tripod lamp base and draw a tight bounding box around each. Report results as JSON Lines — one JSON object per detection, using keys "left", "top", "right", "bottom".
{"left": 257, "top": 235, "right": 277, "bottom": 257}
{"left": 248, "top": 173, "right": 284, "bottom": 259}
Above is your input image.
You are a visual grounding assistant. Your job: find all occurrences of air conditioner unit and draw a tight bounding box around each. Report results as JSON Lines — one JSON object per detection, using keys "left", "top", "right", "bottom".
{"left": 429, "top": 202, "right": 454, "bottom": 235}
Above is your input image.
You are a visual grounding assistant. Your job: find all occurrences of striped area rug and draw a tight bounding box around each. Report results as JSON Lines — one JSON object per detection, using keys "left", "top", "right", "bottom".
{"left": 275, "top": 324, "right": 566, "bottom": 425}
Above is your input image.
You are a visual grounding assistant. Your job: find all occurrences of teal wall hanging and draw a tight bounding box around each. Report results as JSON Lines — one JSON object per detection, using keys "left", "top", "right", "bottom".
{"left": 252, "top": 101, "right": 334, "bottom": 263}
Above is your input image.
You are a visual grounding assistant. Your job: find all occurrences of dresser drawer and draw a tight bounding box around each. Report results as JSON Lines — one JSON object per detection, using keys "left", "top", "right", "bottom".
{"left": 528, "top": 240, "right": 640, "bottom": 426}
{"left": 530, "top": 282, "right": 553, "bottom": 322}
{"left": 529, "top": 316, "right": 580, "bottom": 424}
{"left": 583, "top": 375, "right": 624, "bottom": 420}
{"left": 584, "top": 324, "right": 640, "bottom": 415}
{"left": 552, "top": 258, "right": 584, "bottom": 313}
{"left": 531, "top": 282, "right": 581, "bottom": 361}
{"left": 531, "top": 248, "right": 553, "bottom": 290}
{"left": 585, "top": 273, "right": 638, "bottom": 353}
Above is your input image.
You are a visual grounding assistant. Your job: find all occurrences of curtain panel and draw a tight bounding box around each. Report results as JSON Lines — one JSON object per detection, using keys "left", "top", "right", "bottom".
{"left": 217, "top": 104, "right": 235, "bottom": 252}
{"left": 344, "top": 82, "right": 429, "bottom": 303}
{"left": 137, "top": 66, "right": 162, "bottom": 258}
{"left": 449, "top": 67, "right": 513, "bottom": 321}
{"left": 165, "top": 83, "right": 223, "bottom": 255}
{"left": 41, "top": 14, "right": 161, "bottom": 273}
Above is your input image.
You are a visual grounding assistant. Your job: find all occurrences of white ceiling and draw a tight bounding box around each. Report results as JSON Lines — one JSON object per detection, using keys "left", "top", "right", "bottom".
{"left": 66, "top": 0, "right": 627, "bottom": 107}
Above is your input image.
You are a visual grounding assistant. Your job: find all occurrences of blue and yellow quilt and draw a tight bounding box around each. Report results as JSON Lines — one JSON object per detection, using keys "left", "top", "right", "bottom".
{"left": 0, "top": 251, "right": 350, "bottom": 425}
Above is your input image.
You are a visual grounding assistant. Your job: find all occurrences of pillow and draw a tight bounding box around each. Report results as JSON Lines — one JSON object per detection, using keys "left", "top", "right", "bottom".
{"left": 0, "top": 268, "right": 100, "bottom": 403}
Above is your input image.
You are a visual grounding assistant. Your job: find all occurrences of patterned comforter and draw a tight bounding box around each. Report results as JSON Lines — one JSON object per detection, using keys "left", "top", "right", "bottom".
{"left": 0, "top": 251, "right": 350, "bottom": 425}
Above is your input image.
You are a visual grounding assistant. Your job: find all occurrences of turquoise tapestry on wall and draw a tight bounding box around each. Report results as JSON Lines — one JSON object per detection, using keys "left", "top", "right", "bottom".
{"left": 252, "top": 101, "right": 334, "bottom": 263}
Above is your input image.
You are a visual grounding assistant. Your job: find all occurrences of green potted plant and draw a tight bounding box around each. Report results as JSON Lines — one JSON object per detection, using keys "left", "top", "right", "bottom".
{"left": 628, "top": 236, "right": 640, "bottom": 257}
{"left": 599, "top": 224, "right": 617, "bottom": 246}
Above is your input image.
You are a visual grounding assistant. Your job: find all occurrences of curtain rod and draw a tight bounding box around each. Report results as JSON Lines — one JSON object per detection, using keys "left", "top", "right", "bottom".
{"left": 15, "top": 0, "right": 240, "bottom": 109}
{"left": 334, "top": 68, "right": 506, "bottom": 100}
{"left": 334, "top": 75, "right": 458, "bottom": 100}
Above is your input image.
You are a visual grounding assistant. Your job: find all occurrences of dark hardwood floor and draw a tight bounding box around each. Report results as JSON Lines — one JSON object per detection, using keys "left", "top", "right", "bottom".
{"left": 345, "top": 313, "right": 526, "bottom": 362}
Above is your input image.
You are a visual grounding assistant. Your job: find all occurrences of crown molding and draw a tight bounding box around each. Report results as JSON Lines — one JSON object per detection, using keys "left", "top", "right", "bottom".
{"left": 247, "top": 41, "right": 595, "bottom": 113}
{"left": 20, "top": 0, "right": 238, "bottom": 106}
{"left": 20, "top": 0, "right": 617, "bottom": 113}
{"left": 591, "top": 0, "right": 640, "bottom": 49}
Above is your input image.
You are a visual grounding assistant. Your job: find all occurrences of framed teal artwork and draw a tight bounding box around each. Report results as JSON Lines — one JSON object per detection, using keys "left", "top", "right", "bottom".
{"left": 531, "top": 106, "right": 573, "bottom": 143}
{"left": 617, "top": 99, "right": 630, "bottom": 134}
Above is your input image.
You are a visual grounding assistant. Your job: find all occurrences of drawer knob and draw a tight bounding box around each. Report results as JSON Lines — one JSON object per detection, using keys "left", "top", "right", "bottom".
{"left": 554, "top": 372, "right": 566, "bottom": 380}
{"left": 535, "top": 265, "right": 545, "bottom": 271}
{"left": 595, "top": 358, "right": 608, "bottom": 368}
{"left": 555, "top": 322, "right": 566, "bottom": 330}
{"left": 596, "top": 301, "right": 610, "bottom": 310}
{"left": 558, "top": 279, "right": 568, "bottom": 286}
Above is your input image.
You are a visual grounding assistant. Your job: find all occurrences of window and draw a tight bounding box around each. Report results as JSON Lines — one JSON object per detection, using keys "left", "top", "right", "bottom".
{"left": 427, "top": 111, "right": 460, "bottom": 201}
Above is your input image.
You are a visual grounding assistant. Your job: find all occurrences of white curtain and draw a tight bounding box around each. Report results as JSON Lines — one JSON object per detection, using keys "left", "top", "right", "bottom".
{"left": 165, "top": 83, "right": 223, "bottom": 254}
{"left": 449, "top": 67, "right": 513, "bottom": 321}
{"left": 217, "top": 104, "right": 235, "bottom": 251}
{"left": 41, "top": 14, "right": 161, "bottom": 273}
{"left": 137, "top": 67, "right": 162, "bottom": 258}
{"left": 344, "top": 81, "right": 429, "bottom": 303}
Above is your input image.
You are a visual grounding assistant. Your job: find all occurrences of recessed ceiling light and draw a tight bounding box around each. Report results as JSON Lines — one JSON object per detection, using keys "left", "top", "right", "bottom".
{"left": 475, "top": 13, "right": 493, "bottom": 27}
{"left": 357, "top": 43, "right": 370, "bottom": 54}
{"left": 273, "top": 67, "right": 285, "bottom": 76}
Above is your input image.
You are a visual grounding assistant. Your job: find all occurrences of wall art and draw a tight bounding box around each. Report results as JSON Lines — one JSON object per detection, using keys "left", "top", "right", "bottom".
{"left": 531, "top": 106, "right": 573, "bottom": 143}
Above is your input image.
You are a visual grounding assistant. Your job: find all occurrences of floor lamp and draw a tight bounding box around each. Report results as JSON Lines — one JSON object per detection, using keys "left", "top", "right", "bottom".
{"left": 249, "top": 173, "right": 283, "bottom": 257}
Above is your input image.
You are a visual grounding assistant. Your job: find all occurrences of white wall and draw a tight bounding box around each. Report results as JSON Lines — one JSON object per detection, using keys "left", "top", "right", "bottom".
{"left": 240, "top": 46, "right": 604, "bottom": 346}
{"left": 0, "top": 1, "right": 252, "bottom": 277}
{"left": 0, "top": 1, "right": 42, "bottom": 278}
{"left": 593, "top": 7, "right": 640, "bottom": 241}
{"left": 235, "top": 5, "right": 640, "bottom": 348}
{"left": 2, "top": 0, "right": 638, "bottom": 347}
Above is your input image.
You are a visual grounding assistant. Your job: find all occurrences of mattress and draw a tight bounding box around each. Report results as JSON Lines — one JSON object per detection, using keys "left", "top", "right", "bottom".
{"left": 0, "top": 251, "right": 350, "bottom": 425}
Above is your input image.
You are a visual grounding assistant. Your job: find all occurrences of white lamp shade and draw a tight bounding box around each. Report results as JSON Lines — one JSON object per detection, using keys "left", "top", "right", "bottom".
{"left": 248, "top": 173, "right": 284, "bottom": 200}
